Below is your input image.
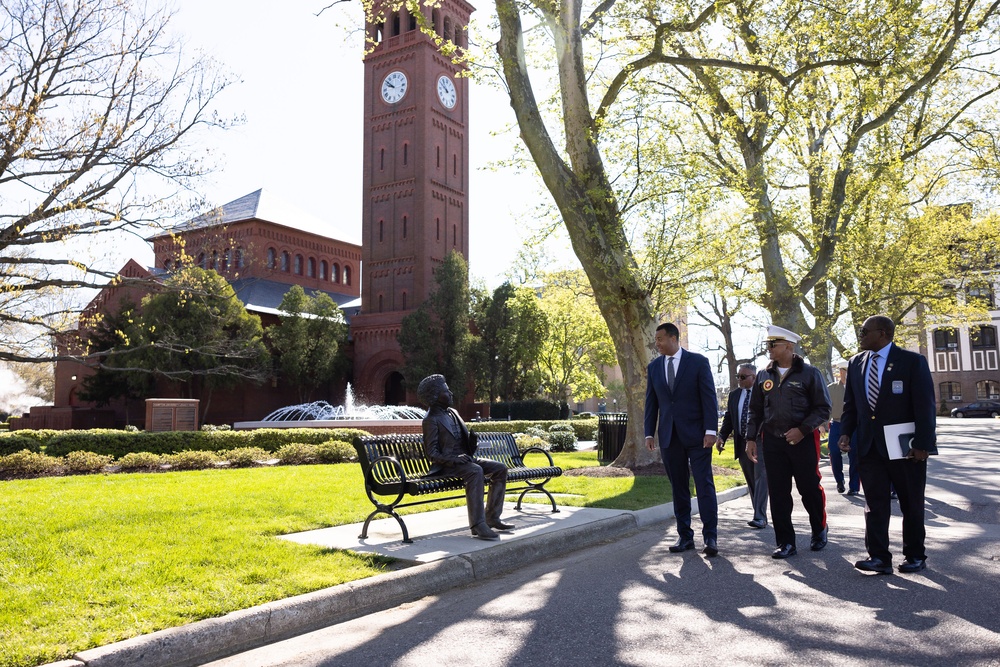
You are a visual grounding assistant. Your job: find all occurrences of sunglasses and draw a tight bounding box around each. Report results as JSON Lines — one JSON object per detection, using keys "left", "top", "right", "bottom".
{"left": 766, "top": 340, "right": 788, "bottom": 348}
{"left": 737, "top": 374, "right": 755, "bottom": 379}
{"left": 859, "top": 327, "right": 883, "bottom": 336}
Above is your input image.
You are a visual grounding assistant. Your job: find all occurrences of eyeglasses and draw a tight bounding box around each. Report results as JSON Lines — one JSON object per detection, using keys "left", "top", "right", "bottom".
{"left": 766, "top": 340, "right": 788, "bottom": 348}
{"left": 737, "top": 374, "right": 755, "bottom": 379}
{"left": 859, "top": 327, "right": 884, "bottom": 336}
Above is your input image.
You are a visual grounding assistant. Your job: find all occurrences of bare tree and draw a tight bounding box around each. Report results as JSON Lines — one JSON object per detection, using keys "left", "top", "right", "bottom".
{"left": 0, "top": 0, "right": 236, "bottom": 363}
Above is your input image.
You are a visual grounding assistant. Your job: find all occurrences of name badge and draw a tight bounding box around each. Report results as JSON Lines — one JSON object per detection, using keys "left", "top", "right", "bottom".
{"left": 892, "top": 380, "right": 903, "bottom": 394}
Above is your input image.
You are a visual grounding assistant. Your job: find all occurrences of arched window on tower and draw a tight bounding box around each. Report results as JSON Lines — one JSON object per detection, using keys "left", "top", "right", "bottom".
{"left": 402, "top": 292, "right": 407, "bottom": 310}
{"left": 378, "top": 294, "right": 384, "bottom": 312}
{"left": 436, "top": 146, "right": 441, "bottom": 168}
{"left": 402, "top": 215, "right": 408, "bottom": 239}
{"left": 319, "top": 260, "right": 327, "bottom": 280}
{"left": 379, "top": 219, "right": 384, "bottom": 243}
{"left": 307, "top": 257, "right": 316, "bottom": 278}
{"left": 391, "top": 12, "right": 400, "bottom": 36}
{"left": 294, "top": 254, "right": 303, "bottom": 275}
{"left": 408, "top": 12, "right": 416, "bottom": 30}
{"left": 432, "top": 8, "right": 441, "bottom": 35}
{"left": 332, "top": 263, "right": 340, "bottom": 283}
{"left": 403, "top": 143, "right": 408, "bottom": 166}
{"left": 281, "top": 251, "right": 290, "bottom": 272}
{"left": 380, "top": 148, "right": 384, "bottom": 171}
{"left": 444, "top": 16, "right": 452, "bottom": 40}
{"left": 454, "top": 25, "right": 461, "bottom": 46}
{"left": 343, "top": 265, "right": 351, "bottom": 285}
{"left": 453, "top": 224, "right": 457, "bottom": 246}
{"left": 453, "top": 154, "right": 457, "bottom": 176}
{"left": 436, "top": 218, "right": 440, "bottom": 240}
{"left": 267, "top": 248, "right": 276, "bottom": 269}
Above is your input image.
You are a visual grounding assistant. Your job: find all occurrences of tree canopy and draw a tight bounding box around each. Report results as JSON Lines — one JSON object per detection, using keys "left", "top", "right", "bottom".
{"left": 0, "top": 0, "right": 234, "bottom": 364}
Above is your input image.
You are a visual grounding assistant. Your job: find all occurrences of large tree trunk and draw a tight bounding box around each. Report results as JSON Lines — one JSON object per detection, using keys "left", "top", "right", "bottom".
{"left": 495, "top": 0, "right": 658, "bottom": 467}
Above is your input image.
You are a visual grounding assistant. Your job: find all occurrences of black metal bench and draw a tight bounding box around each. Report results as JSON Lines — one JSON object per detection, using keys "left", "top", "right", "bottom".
{"left": 352, "top": 431, "right": 562, "bottom": 543}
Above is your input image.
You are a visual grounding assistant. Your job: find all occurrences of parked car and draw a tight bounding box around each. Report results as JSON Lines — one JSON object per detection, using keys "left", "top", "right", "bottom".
{"left": 951, "top": 401, "right": 1000, "bottom": 418}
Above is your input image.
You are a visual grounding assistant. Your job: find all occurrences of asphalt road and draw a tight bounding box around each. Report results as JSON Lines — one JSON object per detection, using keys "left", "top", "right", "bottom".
{"left": 206, "top": 419, "right": 1000, "bottom": 667}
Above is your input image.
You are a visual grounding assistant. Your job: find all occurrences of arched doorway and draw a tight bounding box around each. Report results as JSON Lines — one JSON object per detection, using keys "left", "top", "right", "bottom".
{"left": 384, "top": 372, "right": 406, "bottom": 406}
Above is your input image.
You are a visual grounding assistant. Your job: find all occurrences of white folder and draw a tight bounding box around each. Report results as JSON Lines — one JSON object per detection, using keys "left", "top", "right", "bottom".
{"left": 883, "top": 422, "right": 916, "bottom": 460}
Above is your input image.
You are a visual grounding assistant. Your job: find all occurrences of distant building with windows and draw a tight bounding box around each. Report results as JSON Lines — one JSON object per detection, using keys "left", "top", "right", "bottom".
{"left": 924, "top": 280, "right": 1000, "bottom": 410}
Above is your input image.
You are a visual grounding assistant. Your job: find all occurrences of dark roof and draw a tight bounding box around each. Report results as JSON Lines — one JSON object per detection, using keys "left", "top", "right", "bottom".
{"left": 147, "top": 189, "right": 360, "bottom": 245}
{"left": 229, "top": 277, "right": 359, "bottom": 324}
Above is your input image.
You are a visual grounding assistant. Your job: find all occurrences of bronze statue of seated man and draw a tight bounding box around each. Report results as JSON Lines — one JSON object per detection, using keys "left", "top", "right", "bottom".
{"left": 418, "top": 374, "right": 513, "bottom": 540}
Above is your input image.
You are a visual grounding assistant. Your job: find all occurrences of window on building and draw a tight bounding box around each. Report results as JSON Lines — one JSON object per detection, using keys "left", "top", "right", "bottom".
{"left": 453, "top": 224, "right": 456, "bottom": 246}
{"left": 940, "top": 381, "right": 962, "bottom": 401}
{"left": 333, "top": 263, "right": 340, "bottom": 283}
{"left": 380, "top": 148, "right": 384, "bottom": 171}
{"left": 378, "top": 294, "right": 383, "bottom": 312}
{"left": 222, "top": 249, "right": 231, "bottom": 271}
{"left": 210, "top": 250, "right": 218, "bottom": 270}
{"left": 281, "top": 251, "right": 290, "bottom": 272}
{"left": 307, "top": 257, "right": 316, "bottom": 278}
{"left": 294, "top": 254, "right": 303, "bottom": 275}
{"left": 403, "top": 143, "right": 408, "bottom": 166}
{"left": 436, "top": 218, "right": 440, "bottom": 240}
{"left": 235, "top": 248, "right": 244, "bottom": 269}
{"left": 933, "top": 328, "right": 958, "bottom": 351}
{"left": 977, "top": 380, "right": 1000, "bottom": 400}
{"left": 379, "top": 220, "right": 384, "bottom": 243}
{"left": 343, "top": 265, "right": 351, "bottom": 285}
{"left": 198, "top": 252, "right": 206, "bottom": 269}
{"left": 971, "top": 325, "right": 998, "bottom": 349}
{"left": 402, "top": 292, "right": 407, "bottom": 310}
{"left": 453, "top": 154, "right": 457, "bottom": 176}
{"left": 320, "top": 260, "right": 327, "bottom": 280}
{"left": 267, "top": 248, "right": 276, "bottom": 269}
{"left": 968, "top": 285, "right": 997, "bottom": 309}
{"left": 163, "top": 259, "right": 172, "bottom": 271}
{"left": 402, "top": 215, "right": 407, "bottom": 239}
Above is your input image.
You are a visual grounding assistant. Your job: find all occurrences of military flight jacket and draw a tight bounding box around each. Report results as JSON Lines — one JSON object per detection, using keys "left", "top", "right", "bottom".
{"left": 745, "top": 354, "right": 831, "bottom": 442}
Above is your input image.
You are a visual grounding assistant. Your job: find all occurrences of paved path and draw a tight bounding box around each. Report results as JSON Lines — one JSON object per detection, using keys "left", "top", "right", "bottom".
{"left": 205, "top": 419, "right": 1000, "bottom": 667}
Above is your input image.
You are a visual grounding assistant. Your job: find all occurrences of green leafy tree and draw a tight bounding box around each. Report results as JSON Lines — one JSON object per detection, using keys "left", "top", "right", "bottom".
{"left": 77, "top": 300, "right": 152, "bottom": 413}
{"left": 472, "top": 282, "right": 547, "bottom": 403}
{"left": 400, "top": 251, "right": 475, "bottom": 393}
{"left": 0, "top": 0, "right": 235, "bottom": 364}
{"left": 536, "top": 271, "right": 616, "bottom": 405}
{"left": 268, "top": 285, "right": 349, "bottom": 402}
{"left": 129, "top": 268, "right": 270, "bottom": 418}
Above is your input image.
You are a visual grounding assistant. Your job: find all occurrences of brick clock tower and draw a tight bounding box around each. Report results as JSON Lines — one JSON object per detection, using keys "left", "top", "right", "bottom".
{"left": 351, "top": 0, "right": 474, "bottom": 405}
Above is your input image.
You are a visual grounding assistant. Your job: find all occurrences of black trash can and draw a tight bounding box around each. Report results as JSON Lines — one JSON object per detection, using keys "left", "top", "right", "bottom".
{"left": 597, "top": 412, "right": 628, "bottom": 463}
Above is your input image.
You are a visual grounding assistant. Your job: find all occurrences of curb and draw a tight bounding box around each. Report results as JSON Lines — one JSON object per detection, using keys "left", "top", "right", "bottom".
{"left": 58, "top": 514, "right": 642, "bottom": 667}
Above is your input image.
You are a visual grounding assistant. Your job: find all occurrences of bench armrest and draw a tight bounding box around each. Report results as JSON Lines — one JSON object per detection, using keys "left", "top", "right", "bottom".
{"left": 519, "top": 446, "right": 556, "bottom": 467}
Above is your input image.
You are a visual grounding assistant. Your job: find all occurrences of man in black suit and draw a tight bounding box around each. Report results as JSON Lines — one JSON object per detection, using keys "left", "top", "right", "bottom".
{"left": 839, "top": 315, "right": 937, "bottom": 574}
{"left": 718, "top": 364, "right": 768, "bottom": 529}
{"left": 644, "top": 322, "right": 720, "bottom": 556}
{"left": 419, "top": 374, "right": 512, "bottom": 541}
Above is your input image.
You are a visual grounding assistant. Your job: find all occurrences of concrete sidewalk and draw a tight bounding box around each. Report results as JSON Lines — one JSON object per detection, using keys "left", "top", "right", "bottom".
{"left": 49, "top": 486, "right": 746, "bottom": 667}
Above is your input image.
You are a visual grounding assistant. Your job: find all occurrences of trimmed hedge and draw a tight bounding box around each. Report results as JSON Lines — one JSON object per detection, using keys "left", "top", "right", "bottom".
{"left": 0, "top": 435, "right": 42, "bottom": 456}
{"left": 44, "top": 427, "right": 371, "bottom": 458}
{"left": 470, "top": 418, "right": 597, "bottom": 442}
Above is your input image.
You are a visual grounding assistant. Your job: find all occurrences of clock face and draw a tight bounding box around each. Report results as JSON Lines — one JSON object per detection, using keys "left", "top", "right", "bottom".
{"left": 437, "top": 75, "right": 457, "bottom": 109}
{"left": 381, "top": 71, "right": 408, "bottom": 104}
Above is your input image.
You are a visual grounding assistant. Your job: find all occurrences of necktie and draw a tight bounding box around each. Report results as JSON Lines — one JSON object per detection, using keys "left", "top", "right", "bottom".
{"left": 740, "top": 388, "right": 751, "bottom": 437}
{"left": 667, "top": 356, "right": 676, "bottom": 391}
{"left": 867, "top": 353, "right": 880, "bottom": 411}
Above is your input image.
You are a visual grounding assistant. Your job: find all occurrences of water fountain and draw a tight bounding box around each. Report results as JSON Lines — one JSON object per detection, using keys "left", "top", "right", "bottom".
{"left": 233, "top": 384, "right": 426, "bottom": 434}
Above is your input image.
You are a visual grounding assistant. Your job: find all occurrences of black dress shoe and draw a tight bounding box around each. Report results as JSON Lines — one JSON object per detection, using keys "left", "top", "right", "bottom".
{"left": 898, "top": 558, "right": 926, "bottom": 573}
{"left": 847, "top": 489, "right": 859, "bottom": 496}
{"left": 810, "top": 527, "right": 828, "bottom": 551}
{"left": 470, "top": 523, "right": 500, "bottom": 541}
{"left": 703, "top": 539, "right": 718, "bottom": 557}
{"left": 854, "top": 557, "right": 892, "bottom": 574}
{"left": 772, "top": 544, "right": 797, "bottom": 559}
{"left": 747, "top": 519, "right": 766, "bottom": 529}
{"left": 837, "top": 483, "right": 846, "bottom": 493}
{"left": 487, "top": 519, "right": 515, "bottom": 532}
{"left": 669, "top": 538, "right": 696, "bottom": 553}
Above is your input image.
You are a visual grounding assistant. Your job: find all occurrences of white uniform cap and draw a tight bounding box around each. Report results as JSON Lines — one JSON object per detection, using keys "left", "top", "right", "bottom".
{"left": 835, "top": 360, "right": 849, "bottom": 370}
{"left": 766, "top": 325, "right": 802, "bottom": 344}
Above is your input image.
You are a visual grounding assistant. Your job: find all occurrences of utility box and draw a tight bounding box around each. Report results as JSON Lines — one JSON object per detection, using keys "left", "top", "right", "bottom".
{"left": 145, "top": 399, "right": 200, "bottom": 432}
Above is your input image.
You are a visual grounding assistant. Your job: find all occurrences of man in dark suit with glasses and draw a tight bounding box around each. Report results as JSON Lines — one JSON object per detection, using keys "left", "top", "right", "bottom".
{"left": 718, "top": 364, "right": 769, "bottom": 529}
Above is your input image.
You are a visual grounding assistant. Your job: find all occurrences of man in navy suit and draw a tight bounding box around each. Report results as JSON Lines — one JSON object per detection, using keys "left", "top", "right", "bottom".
{"left": 718, "top": 363, "right": 768, "bottom": 529}
{"left": 839, "top": 315, "right": 937, "bottom": 574}
{"left": 644, "top": 322, "right": 720, "bottom": 556}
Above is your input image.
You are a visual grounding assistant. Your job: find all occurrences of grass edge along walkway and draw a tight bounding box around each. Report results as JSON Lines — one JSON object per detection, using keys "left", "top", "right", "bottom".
{"left": 0, "top": 450, "right": 743, "bottom": 667}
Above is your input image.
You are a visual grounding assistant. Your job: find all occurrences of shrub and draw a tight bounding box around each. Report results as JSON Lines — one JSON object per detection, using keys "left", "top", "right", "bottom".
{"left": 124, "top": 424, "right": 140, "bottom": 432}
{"left": 316, "top": 440, "right": 355, "bottom": 464}
{"left": 117, "top": 452, "right": 165, "bottom": 471}
{"left": 166, "top": 450, "right": 220, "bottom": 470}
{"left": 65, "top": 451, "right": 113, "bottom": 474}
{"left": 547, "top": 430, "right": 577, "bottom": 452}
{"left": 524, "top": 425, "right": 550, "bottom": 441}
{"left": 548, "top": 422, "right": 574, "bottom": 433}
{"left": 219, "top": 447, "right": 271, "bottom": 467}
{"left": 0, "top": 435, "right": 41, "bottom": 456}
{"left": 470, "top": 419, "right": 597, "bottom": 442}
{"left": 514, "top": 434, "right": 549, "bottom": 452}
{"left": 0, "top": 450, "right": 62, "bottom": 475}
{"left": 276, "top": 442, "right": 318, "bottom": 465}
{"left": 201, "top": 423, "right": 232, "bottom": 432}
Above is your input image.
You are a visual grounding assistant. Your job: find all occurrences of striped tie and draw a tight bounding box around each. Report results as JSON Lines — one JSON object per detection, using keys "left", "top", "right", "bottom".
{"left": 740, "top": 389, "right": 751, "bottom": 437}
{"left": 667, "top": 356, "right": 676, "bottom": 391}
{"left": 867, "top": 353, "right": 880, "bottom": 411}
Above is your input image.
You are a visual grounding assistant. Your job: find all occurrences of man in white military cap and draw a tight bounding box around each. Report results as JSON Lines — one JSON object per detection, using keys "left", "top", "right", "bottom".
{"left": 827, "top": 360, "right": 860, "bottom": 495}
{"left": 744, "top": 325, "right": 832, "bottom": 559}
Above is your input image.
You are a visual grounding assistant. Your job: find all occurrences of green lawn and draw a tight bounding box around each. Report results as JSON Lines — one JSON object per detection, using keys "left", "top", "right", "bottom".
{"left": 0, "top": 450, "right": 743, "bottom": 667}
